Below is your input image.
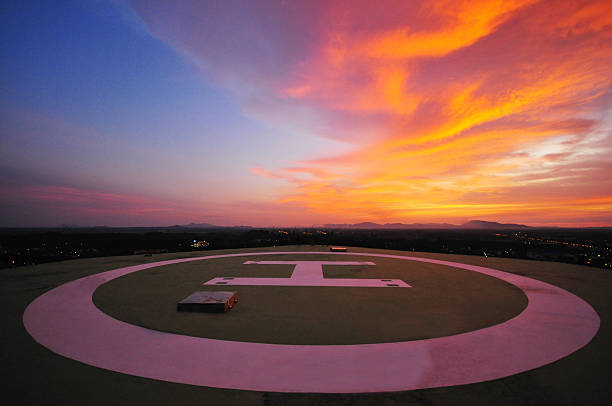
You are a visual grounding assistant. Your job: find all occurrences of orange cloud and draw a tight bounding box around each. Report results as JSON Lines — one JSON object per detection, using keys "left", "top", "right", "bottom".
{"left": 131, "top": 0, "right": 612, "bottom": 226}
{"left": 252, "top": 0, "right": 612, "bottom": 226}
{"left": 360, "top": 0, "right": 536, "bottom": 59}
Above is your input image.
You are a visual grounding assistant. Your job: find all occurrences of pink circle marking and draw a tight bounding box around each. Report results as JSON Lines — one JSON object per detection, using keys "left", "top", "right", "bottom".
{"left": 23, "top": 252, "right": 600, "bottom": 393}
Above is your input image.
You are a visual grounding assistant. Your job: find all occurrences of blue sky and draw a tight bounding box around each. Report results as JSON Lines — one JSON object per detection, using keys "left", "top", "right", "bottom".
{"left": 1, "top": 0, "right": 611, "bottom": 227}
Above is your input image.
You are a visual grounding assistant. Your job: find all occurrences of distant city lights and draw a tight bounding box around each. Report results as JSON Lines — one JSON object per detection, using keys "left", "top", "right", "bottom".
{"left": 190, "top": 240, "right": 210, "bottom": 248}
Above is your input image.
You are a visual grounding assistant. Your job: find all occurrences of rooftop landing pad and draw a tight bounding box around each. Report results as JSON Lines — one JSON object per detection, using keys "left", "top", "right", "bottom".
{"left": 177, "top": 291, "right": 237, "bottom": 313}
{"left": 22, "top": 251, "right": 600, "bottom": 394}
{"left": 94, "top": 255, "right": 524, "bottom": 344}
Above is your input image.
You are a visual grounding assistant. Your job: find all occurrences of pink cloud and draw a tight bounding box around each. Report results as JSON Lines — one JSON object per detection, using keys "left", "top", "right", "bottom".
{"left": 0, "top": 184, "right": 220, "bottom": 226}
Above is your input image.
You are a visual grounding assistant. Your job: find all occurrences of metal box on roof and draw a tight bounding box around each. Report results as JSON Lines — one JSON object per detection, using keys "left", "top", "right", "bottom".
{"left": 177, "top": 291, "right": 238, "bottom": 313}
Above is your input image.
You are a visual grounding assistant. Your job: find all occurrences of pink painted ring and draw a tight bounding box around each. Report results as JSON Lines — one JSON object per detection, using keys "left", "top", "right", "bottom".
{"left": 23, "top": 252, "right": 600, "bottom": 393}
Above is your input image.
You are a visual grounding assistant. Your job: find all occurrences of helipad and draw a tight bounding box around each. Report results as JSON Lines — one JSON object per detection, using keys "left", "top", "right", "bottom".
{"left": 23, "top": 250, "right": 599, "bottom": 393}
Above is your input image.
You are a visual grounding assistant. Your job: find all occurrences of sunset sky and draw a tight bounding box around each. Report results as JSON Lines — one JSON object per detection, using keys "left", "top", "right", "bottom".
{"left": 1, "top": 0, "right": 611, "bottom": 227}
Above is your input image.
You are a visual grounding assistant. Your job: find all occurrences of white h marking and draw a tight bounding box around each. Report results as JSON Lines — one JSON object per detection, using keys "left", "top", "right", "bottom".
{"left": 203, "top": 260, "right": 410, "bottom": 288}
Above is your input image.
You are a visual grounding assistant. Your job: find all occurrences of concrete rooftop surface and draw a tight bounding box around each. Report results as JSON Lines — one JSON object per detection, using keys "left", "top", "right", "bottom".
{"left": 2, "top": 246, "right": 610, "bottom": 405}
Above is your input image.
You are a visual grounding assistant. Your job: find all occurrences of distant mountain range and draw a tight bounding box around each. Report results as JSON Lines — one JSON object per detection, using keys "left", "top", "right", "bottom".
{"left": 49, "top": 220, "right": 530, "bottom": 230}
{"left": 323, "top": 220, "right": 530, "bottom": 230}
{"left": 170, "top": 222, "right": 221, "bottom": 229}
{"left": 169, "top": 222, "right": 252, "bottom": 230}
{"left": 174, "top": 220, "right": 531, "bottom": 230}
